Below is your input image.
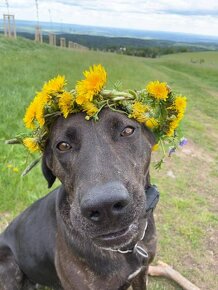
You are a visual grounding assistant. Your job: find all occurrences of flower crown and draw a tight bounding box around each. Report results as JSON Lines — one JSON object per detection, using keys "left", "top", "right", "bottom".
{"left": 8, "top": 64, "right": 187, "bottom": 171}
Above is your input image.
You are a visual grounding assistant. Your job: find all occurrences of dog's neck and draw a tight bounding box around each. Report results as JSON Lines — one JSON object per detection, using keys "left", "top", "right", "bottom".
{"left": 55, "top": 222, "right": 149, "bottom": 290}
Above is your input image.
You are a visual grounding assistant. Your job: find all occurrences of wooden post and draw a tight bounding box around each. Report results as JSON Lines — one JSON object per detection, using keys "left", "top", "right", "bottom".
{"left": 3, "top": 14, "right": 16, "bottom": 38}
{"left": 68, "top": 41, "right": 88, "bottom": 51}
{"left": 35, "top": 25, "right": 43, "bottom": 43}
{"left": 49, "top": 33, "right": 56, "bottom": 45}
{"left": 53, "top": 34, "right": 56, "bottom": 46}
{"left": 60, "top": 37, "right": 66, "bottom": 47}
{"left": 68, "top": 40, "right": 73, "bottom": 49}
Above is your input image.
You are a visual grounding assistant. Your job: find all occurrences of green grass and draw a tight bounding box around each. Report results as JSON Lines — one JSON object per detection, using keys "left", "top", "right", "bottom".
{"left": 0, "top": 35, "right": 218, "bottom": 290}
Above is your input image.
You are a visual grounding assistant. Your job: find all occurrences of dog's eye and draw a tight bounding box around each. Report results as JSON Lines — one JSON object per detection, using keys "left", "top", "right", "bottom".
{"left": 120, "top": 126, "right": 135, "bottom": 137}
{"left": 57, "top": 142, "right": 72, "bottom": 151}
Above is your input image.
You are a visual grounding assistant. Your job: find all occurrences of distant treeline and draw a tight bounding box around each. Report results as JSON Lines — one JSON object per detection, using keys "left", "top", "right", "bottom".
{"left": 110, "top": 46, "right": 195, "bottom": 58}
{"left": 16, "top": 32, "right": 217, "bottom": 58}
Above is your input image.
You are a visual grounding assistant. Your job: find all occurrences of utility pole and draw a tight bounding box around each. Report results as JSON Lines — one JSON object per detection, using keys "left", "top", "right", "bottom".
{"left": 35, "top": 0, "right": 43, "bottom": 42}
{"left": 48, "top": 9, "right": 56, "bottom": 46}
{"left": 3, "top": 0, "right": 16, "bottom": 38}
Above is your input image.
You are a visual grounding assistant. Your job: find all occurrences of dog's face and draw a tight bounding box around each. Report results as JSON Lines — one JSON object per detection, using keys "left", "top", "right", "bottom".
{"left": 42, "top": 108, "right": 155, "bottom": 251}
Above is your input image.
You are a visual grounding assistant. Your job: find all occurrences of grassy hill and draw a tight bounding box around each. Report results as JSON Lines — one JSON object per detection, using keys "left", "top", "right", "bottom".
{"left": 14, "top": 31, "right": 218, "bottom": 58}
{"left": 0, "top": 35, "right": 217, "bottom": 290}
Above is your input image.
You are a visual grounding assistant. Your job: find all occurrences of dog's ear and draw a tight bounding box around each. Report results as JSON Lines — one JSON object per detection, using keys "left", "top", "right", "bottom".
{"left": 42, "top": 153, "right": 56, "bottom": 188}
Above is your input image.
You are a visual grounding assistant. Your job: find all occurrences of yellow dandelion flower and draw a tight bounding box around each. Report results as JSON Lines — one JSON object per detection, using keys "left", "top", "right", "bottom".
{"left": 75, "top": 80, "right": 93, "bottom": 105}
{"left": 34, "top": 91, "right": 50, "bottom": 127}
{"left": 166, "top": 118, "right": 180, "bottom": 136}
{"left": 152, "top": 144, "right": 159, "bottom": 151}
{"left": 7, "top": 164, "right": 13, "bottom": 168}
{"left": 146, "top": 117, "right": 158, "bottom": 129}
{"left": 82, "top": 101, "right": 98, "bottom": 117}
{"left": 146, "top": 81, "right": 169, "bottom": 100}
{"left": 23, "top": 91, "right": 50, "bottom": 129}
{"left": 177, "top": 111, "right": 184, "bottom": 121}
{"left": 132, "top": 102, "right": 149, "bottom": 113}
{"left": 83, "top": 64, "right": 107, "bottom": 91}
{"left": 171, "top": 119, "right": 180, "bottom": 129}
{"left": 166, "top": 96, "right": 186, "bottom": 134}
{"left": 131, "top": 102, "right": 149, "bottom": 123}
{"left": 13, "top": 167, "right": 19, "bottom": 173}
{"left": 23, "top": 99, "right": 37, "bottom": 129}
{"left": 174, "top": 96, "right": 187, "bottom": 114}
{"left": 43, "top": 75, "right": 66, "bottom": 94}
{"left": 166, "top": 128, "right": 174, "bottom": 137}
{"left": 23, "top": 138, "right": 40, "bottom": 153}
{"left": 58, "top": 91, "right": 73, "bottom": 118}
{"left": 76, "top": 64, "right": 107, "bottom": 105}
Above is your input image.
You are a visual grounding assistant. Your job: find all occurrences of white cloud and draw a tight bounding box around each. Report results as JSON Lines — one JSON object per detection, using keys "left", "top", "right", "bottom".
{"left": 1, "top": 0, "right": 218, "bottom": 36}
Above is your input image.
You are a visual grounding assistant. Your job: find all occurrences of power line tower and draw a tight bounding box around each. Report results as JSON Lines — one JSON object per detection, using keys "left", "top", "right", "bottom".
{"left": 3, "top": 1, "right": 16, "bottom": 38}
{"left": 35, "top": 25, "right": 43, "bottom": 42}
{"left": 59, "top": 18, "right": 66, "bottom": 48}
{"left": 34, "top": 0, "right": 43, "bottom": 42}
{"left": 48, "top": 9, "right": 56, "bottom": 46}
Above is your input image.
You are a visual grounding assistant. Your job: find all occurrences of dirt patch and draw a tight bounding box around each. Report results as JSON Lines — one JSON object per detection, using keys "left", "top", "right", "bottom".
{"left": 151, "top": 137, "right": 218, "bottom": 289}
{"left": 205, "top": 228, "right": 218, "bottom": 270}
{"left": 207, "top": 89, "right": 218, "bottom": 98}
{"left": 176, "top": 139, "right": 214, "bottom": 163}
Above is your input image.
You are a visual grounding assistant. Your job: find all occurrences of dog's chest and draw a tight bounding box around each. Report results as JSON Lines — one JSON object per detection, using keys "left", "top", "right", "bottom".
{"left": 97, "top": 256, "right": 145, "bottom": 290}
{"left": 88, "top": 266, "right": 143, "bottom": 290}
{"left": 56, "top": 245, "right": 145, "bottom": 290}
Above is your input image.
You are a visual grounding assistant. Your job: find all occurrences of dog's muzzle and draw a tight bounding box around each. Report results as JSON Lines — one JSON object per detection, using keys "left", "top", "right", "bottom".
{"left": 100, "top": 185, "right": 160, "bottom": 261}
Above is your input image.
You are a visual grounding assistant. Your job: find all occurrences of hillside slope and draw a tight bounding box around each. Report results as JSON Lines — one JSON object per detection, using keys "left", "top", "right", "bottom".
{"left": 0, "top": 36, "right": 217, "bottom": 290}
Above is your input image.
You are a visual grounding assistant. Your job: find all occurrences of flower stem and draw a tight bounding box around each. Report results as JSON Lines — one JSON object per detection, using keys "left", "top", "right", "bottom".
{"left": 102, "top": 90, "right": 134, "bottom": 99}
{"left": 106, "top": 101, "right": 129, "bottom": 115}
{"left": 160, "top": 138, "right": 166, "bottom": 157}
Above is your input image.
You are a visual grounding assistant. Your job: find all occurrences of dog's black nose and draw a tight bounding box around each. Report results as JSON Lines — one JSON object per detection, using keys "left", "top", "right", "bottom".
{"left": 80, "top": 181, "right": 130, "bottom": 223}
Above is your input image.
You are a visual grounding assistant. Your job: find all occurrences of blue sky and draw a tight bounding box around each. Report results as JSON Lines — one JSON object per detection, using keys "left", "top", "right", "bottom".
{"left": 1, "top": 0, "right": 218, "bottom": 36}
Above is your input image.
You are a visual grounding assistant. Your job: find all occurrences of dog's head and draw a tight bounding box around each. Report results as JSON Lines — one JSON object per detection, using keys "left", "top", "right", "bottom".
{"left": 42, "top": 108, "right": 155, "bottom": 251}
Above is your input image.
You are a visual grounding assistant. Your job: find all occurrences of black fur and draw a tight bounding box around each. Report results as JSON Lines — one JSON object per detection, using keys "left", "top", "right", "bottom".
{"left": 0, "top": 109, "right": 157, "bottom": 290}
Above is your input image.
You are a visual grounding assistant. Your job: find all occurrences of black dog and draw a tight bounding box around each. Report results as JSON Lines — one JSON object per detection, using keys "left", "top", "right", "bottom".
{"left": 0, "top": 109, "right": 159, "bottom": 290}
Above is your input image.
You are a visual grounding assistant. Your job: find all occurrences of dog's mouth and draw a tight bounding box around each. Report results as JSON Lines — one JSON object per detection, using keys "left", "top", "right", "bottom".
{"left": 93, "top": 222, "right": 140, "bottom": 249}
{"left": 96, "top": 226, "right": 130, "bottom": 241}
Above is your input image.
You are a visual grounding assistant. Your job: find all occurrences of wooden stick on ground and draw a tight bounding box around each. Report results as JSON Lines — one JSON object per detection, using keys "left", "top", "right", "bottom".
{"left": 148, "top": 261, "right": 201, "bottom": 290}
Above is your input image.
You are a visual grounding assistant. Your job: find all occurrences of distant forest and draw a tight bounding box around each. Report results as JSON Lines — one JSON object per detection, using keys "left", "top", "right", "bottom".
{"left": 17, "top": 32, "right": 217, "bottom": 58}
